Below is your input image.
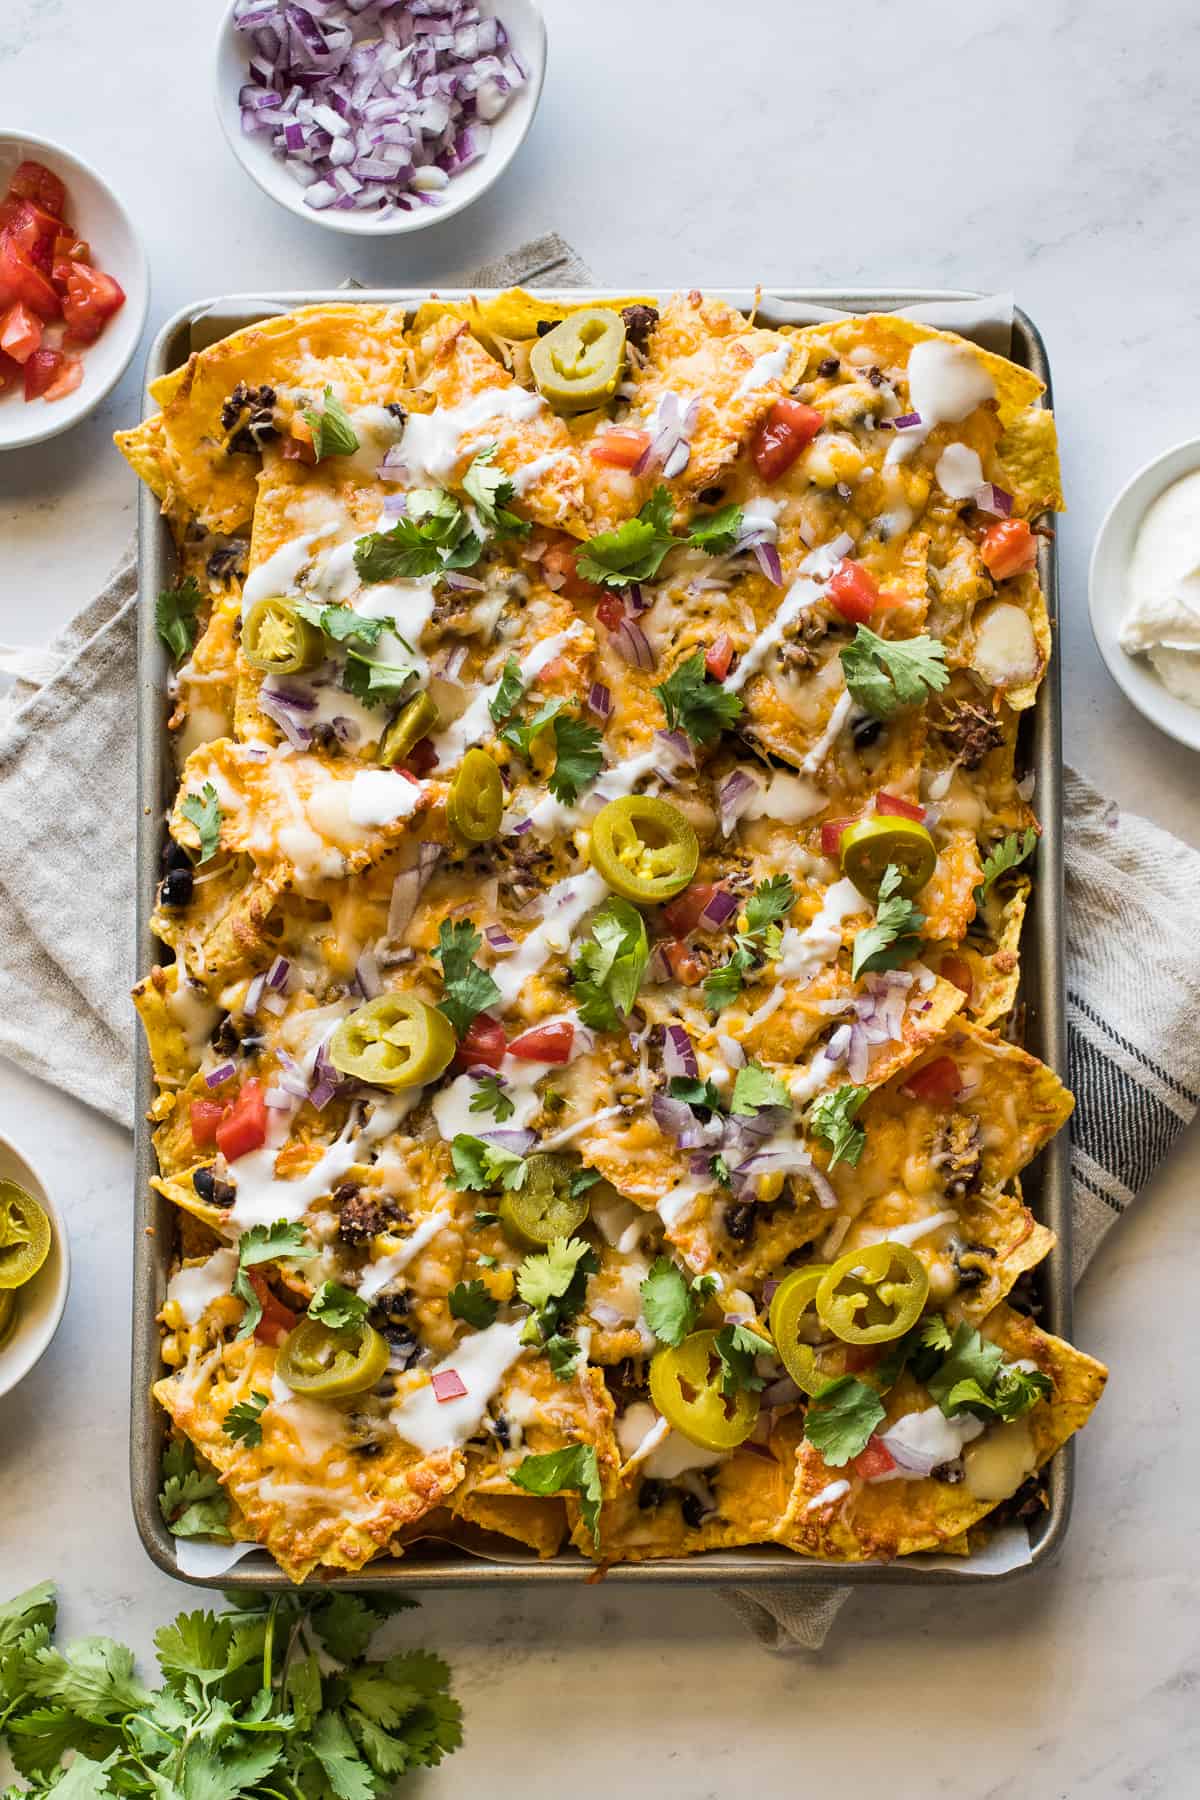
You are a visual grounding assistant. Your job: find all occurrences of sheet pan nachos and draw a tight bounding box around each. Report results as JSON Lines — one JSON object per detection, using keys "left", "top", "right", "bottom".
{"left": 118, "top": 289, "right": 1105, "bottom": 1581}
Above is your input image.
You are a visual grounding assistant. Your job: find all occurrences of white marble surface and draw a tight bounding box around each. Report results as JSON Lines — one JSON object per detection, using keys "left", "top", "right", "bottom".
{"left": 2, "top": 0, "right": 1198, "bottom": 1793}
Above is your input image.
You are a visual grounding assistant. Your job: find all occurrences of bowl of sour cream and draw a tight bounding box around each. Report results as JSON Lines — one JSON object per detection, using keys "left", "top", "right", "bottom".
{"left": 1090, "top": 438, "right": 1200, "bottom": 752}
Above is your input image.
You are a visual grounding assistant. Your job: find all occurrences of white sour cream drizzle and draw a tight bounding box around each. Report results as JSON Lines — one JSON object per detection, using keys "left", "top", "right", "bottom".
{"left": 165, "top": 1248, "right": 238, "bottom": 1326}
{"left": 490, "top": 867, "right": 609, "bottom": 1009}
{"left": 357, "top": 1208, "right": 451, "bottom": 1301}
{"left": 858, "top": 1208, "right": 958, "bottom": 1248}
{"left": 885, "top": 340, "right": 995, "bottom": 468}
{"left": 229, "top": 1119, "right": 359, "bottom": 1231}
{"left": 775, "top": 877, "right": 868, "bottom": 982}
{"left": 734, "top": 344, "right": 791, "bottom": 399}
{"left": 724, "top": 538, "right": 850, "bottom": 695}
{"left": 391, "top": 1319, "right": 527, "bottom": 1452}
{"left": 799, "top": 687, "right": 854, "bottom": 775}
{"left": 348, "top": 769, "right": 424, "bottom": 827}
{"left": 617, "top": 1402, "right": 725, "bottom": 1480}
{"left": 935, "top": 442, "right": 984, "bottom": 499}
{"left": 805, "top": 1478, "right": 851, "bottom": 1512}
{"left": 396, "top": 386, "right": 546, "bottom": 487}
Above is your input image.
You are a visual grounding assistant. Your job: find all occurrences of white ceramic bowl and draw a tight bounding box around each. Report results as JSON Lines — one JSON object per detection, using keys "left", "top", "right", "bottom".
{"left": 0, "top": 1133, "right": 70, "bottom": 1402}
{"left": 1089, "top": 436, "right": 1200, "bottom": 754}
{"left": 0, "top": 132, "right": 149, "bottom": 453}
{"left": 214, "top": 0, "right": 547, "bottom": 237}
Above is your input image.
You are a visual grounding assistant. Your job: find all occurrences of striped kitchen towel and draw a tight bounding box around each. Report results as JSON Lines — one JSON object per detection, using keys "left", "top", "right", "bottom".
{"left": 727, "top": 764, "right": 1200, "bottom": 1650}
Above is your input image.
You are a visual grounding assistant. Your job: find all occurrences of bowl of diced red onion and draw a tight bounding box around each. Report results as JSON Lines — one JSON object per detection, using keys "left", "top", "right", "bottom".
{"left": 216, "top": 0, "right": 546, "bottom": 235}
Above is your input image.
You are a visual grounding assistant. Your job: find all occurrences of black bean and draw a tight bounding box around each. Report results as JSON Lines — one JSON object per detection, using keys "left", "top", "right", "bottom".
{"left": 697, "top": 485, "right": 726, "bottom": 506}
{"left": 723, "top": 1202, "right": 756, "bottom": 1242}
{"left": 852, "top": 716, "right": 885, "bottom": 750}
{"left": 193, "top": 1165, "right": 235, "bottom": 1207}
{"left": 638, "top": 1478, "right": 665, "bottom": 1511}
{"left": 490, "top": 1415, "right": 512, "bottom": 1448}
{"left": 817, "top": 357, "right": 840, "bottom": 378}
{"left": 386, "top": 402, "right": 407, "bottom": 423}
{"left": 535, "top": 319, "right": 557, "bottom": 337}
{"left": 162, "top": 837, "right": 192, "bottom": 873}
{"left": 160, "top": 867, "right": 194, "bottom": 908}
{"left": 211, "top": 1015, "right": 240, "bottom": 1057}
{"left": 681, "top": 1492, "right": 707, "bottom": 1529}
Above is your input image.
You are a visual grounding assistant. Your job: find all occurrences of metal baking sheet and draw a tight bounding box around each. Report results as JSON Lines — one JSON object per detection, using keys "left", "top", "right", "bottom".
{"left": 131, "top": 289, "right": 1069, "bottom": 1589}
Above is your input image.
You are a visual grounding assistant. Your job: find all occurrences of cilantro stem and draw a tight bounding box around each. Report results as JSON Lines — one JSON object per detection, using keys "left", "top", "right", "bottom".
{"left": 263, "top": 1593, "right": 279, "bottom": 1695}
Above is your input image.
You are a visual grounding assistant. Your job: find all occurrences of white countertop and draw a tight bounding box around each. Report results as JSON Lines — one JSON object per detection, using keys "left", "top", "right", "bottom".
{"left": 2, "top": 0, "right": 1197, "bottom": 1793}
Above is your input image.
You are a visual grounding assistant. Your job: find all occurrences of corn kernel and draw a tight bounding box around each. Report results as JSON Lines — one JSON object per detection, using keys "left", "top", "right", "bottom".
{"left": 756, "top": 1171, "right": 786, "bottom": 1203}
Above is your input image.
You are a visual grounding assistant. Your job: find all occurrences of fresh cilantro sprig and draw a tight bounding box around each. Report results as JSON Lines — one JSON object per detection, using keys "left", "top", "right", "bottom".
{"left": 340, "top": 648, "right": 419, "bottom": 708}
{"left": 512, "top": 1443, "right": 603, "bottom": 1548}
{"left": 873, "top": 1315, "right": 1054, "bottom": 1426}
{"left": 499, "top": 696, "right": 602, "bottom": 805}
{"left": 181, "top": 782, "right": 222, "bottom": 863}
{"left": 850, "top": 863, "right": 925, "bottom": 979}
{"left": 448, "top": 1279, "right": 499, "bottom": 1329}
{"left": 449, "top": 1134, "right": 527, "bottom": 1193}
{"left": 840, "top": 625, "right": 949, "bottom": 719}
{"left": 517, "top": 1235, "right": 598, "bottom": 1347}
{"left": 308, "top": 1281, "right": 370, "bottom": 1331}
{"left": 224, "top": 1390, "right": 270, "bottom": 1449}
{"left": 231, "top": 1220, "right": 315, "bottom": 1340}
{"left": 463, "top": 444, "right": 531, "bottom": 538}
{"left": 688, "top": 502, "right": 744, "bottom": 554}
{"left": 803, "top": 1375, "right": 887, "bottom": 1466}
{"left": 303, "top": 384, "right": 360, "bottom": 460}
{"left": 468, "top": 1072, "right": 514, "bottom": 1123}
{"left": 570, "top": 897, "right": 649, "bottom": 1030}
{"left": 702, "top": 873, "right": 795, "bottom": 1011}
{"left": 713, "top": 1323, "right": 770, "bottom": 1396}
{"left": 489, "top": 655, "right": 525, "bottom": 727}
{"left": 434, "top": 919, "right": 502, "bottom": 1037}
{"left": 158, "top": 1439, "right": 232, "bottom": 1541}
{"left": 576, "top": 485, "right": 678, "bottom": 587}
{"left": 639, "top": 1259, "right": 718, "bottom": 1346}
{"left": 0, "top": 1579, "right": 462, "bottom": 1792}
{"left": 355, "top": 487, "right": 482, "bottom": 583}
{"left": 976, "top": 827, "right": 1038, "bottom": 902}
{"left": 655, "top": 649, "right": 745, "bottom": 746}
{"left": 808, "top": 1083, "right": 869, "bottom": 1168}
{"left": 155, "top": 576, "right": 203, "bottom": 663}
{"left": 730, "top": 1060, "right": 789, "bottom": 1117}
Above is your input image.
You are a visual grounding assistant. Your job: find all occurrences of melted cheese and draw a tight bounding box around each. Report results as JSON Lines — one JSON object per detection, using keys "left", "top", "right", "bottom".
{"left": 391, "top": 1319, "right": 526, "bottom": 1452}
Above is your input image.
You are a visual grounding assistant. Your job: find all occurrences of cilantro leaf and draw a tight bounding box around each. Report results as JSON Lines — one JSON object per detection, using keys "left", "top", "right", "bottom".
{"left": 702, "top": 945, "right": 751, "bottom": 1012}
{"left": 570, "top": 897, "right": 649, "bottom": 1030}
{"left": 703, "top": 874, "right": 795, "bottom": 1011}
{"left": 512, "top": 1443, "right": 603, "bottom": 1548}
{"left": 341, "top": 647, "right": 417, "bottom": 708}
{"left": 639, "top": 1259, "right": 716, "bottom": 1347}
{"left": 921, "top": 1314, "right": 954, "bottom": 1351}
{"left": 669, "top": 1075, "right": 724, "bottom": 1112}
{"left": 157, "top": 1439, "right": 232, "bottom": 1541}
{"left": 434, "top": 918, "right": 501, "bottom": 1037}
{"left": 154, "top": 576, "right": 203, "bottom": 663}
{"left": 180, "top": 782, "right": 221, "bottom": 863}
{"left": 223, "top": 1390, "right": 269, "bottom": 1448}
{"left": 803, "top": 1375, "right": 886, "bottom": 1467}
{"left": 923, "top": 1322, "right": 1004, "bottom": 1412}
{"left": 354, "top": 490, "right": 481, "bottom": 584}
{"left": 712, "top": 1322, "right": 769, "bottom": 1396}
{"left": 468, "top": 1073, "right": 514, "bottom": 1123}
{"left": 448, "top": 1280, "right": 499, "bottom": 1329}
{"left": 730, "top": 1060, "right": 789, "bottom": 1117}
{"left": 463, "top": 444, "right": 531, "bottom": 538}
{"left": 499, "top": 695, "right": 563, "bottom": 758}
{"left": 977, "top": 827, "right": 1038, "bottom": 901}
{"left": 304, "top": 384, "right": 360, "bottom": 460}
{"left": 516, "top": 1237, "right": 593, "bottom": 1313}
{"left": 688, "top": 502, "right": 744, "bottom": 554}
{"left": 570, "top": 1166, "right": 603, "bottom": 1200}
{"left": 489, "top": 655, "right": 525, "bottom": 726}
{"left": 290, "top": 596, "right": 394, "bottom": 649}
{"left": 548, "top": 713, "right": 603, "bottom": 804}
{"left": 850, "top": 863, "right": 925, "bottom": 979}
{"left": 576, "top": 484, "right": 679, "bottom": 587}
{"left": 744, "top": 872, "right": 796, "bottom": 934}
{"left": 308, "top": 1281, "right": 370, "bottom": 1331}
{"left": 544, "top": 1333, "right": 584, "bottom": 1379}
{"left": 449, "top": 1134, "right": 527, "bottom": 1194}
{"left": 655, "top": 649, "right": 744, "bottom": 746}
{"left": 231, "top": 1220, "right": 315, "bottom": 1340}
{"left": 840, "top": 625, "right": 949, "bottom": 719}
{"left": 808, "top": 1083, "right": 869, "bottom": 1168}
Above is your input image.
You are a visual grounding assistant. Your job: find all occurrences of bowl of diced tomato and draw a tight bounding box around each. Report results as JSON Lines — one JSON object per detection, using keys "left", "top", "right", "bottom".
{"left": 0, "top": 133, "right": 148, "bottom": 450}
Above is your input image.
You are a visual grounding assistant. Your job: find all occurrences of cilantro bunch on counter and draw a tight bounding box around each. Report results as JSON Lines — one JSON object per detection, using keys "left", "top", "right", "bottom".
{"left": 0, "top": 1580, "right": 461, "bottom": 1796}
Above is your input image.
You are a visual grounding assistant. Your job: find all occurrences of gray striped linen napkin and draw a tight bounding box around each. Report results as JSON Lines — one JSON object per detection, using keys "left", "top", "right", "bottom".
{"left": 1, "top": 241, "right": 1198, "bottom": 1643}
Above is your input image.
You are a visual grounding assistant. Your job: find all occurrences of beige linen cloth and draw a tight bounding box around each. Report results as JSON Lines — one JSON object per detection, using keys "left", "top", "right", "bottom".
{"left": 2, "top": 237, "right": 1198, "bottom": 1648}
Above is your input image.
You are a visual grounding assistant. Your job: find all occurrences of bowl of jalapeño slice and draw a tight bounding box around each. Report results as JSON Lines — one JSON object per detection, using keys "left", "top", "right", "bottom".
{"left": 0, "top": 1133, "right": 69, "bottom": 1401}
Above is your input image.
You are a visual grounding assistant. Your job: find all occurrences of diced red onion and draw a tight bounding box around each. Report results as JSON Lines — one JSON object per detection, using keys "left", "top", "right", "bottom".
{"left": 432, "top": 1369, "right": 468, "bottom": 1402}
{"left": 889, "top": 412, "right": 922, "bottom": 430}
{"left": 480, "top": 1128, "right": 536, "bottom": 1155}
{"left": 752, "top": 542, "right": 783, "bottom": 586}
{"left": 587, "top": 682, "right": 612, "bottom": 721}
{"left": 661, "top": 1025, "right": 698, "bottom": 1080}
{"left": 441, "top": 573, "right": 485, "bottom": 594}
{"left": 244, "top": 974, "right": 266, "bottom": 1017}
{"left": 259, "top": 677, "right": 316, "bottom": 749}
{"left": 652, "top": 1092, "right": 718, "bottom": 1150}
{"left": 485, "top": 924, "right": 515, "bottom": 951}
{"left": 655, "top": 728, "right": 695, "bottom": 770}
{"left": 356, "top": 948, "right": 382, "bottom": 999}
{"left": 264, "top": 1085, "right": 295, "bottom": 1109}
{"left": 972, "top": 482, "right": 1013, "bottom": 518}
{"left": 611, "top": 616, "right": 656, "bottom": 671}
{"left": 510, "top": 817, "right": 533, "bottom": 836}
{"left": 698, "top": 888, "right": 738, "bottom": 930}
{"left": 634, "top": 392, "right": 701, "bottom": 479}
{"left": 266, "top": 955, "right": 291, "bottom": 992}
{"left": 761, "top": 1278, "right": 781, "bottom": 1307}
{"left": 717, "top": 767, "right": 762, "bottom": 837}
{"left": 205, "top": 1061, "right": 236, "bottom": 1089}
{"left": 645, "top": 943, "right": 673, "bottom": 984}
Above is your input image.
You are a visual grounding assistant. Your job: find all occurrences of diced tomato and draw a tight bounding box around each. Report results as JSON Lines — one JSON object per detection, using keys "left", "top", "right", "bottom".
{"left": 0, "top": 199, "right": 64, "bottom": 271}
{"left": 43, "top": 355, "right": 83, "bottom": 402}
{"left": 820, "top": 817, "right": 856, "bottom": 856}
{"left": 590, "top": 427, "right": 650, "bottom": 470}
{"left": 0, "top": 348, "right": 23, "bottom": 393}
{"left": 595, "top": 593, "right": 625, "bottom": 632}
{"left": 51, "top": 233, "right": 90, "bottom": 286}
{"left": 902, "top": 1056, "right": 962, "bottom": 1104}
{"left": 663, "top": 938, "right": 704, "bottom": 986}
{"left": 281, "top": 418, "right": 317, "bottom": 463}
{"left": 508, "top": 1022, "right": 574, "bottom": 1064}
{"left": 456, "top": 1013, "right": 507, "bottom": 1071}
{"left": 248, "top": 1271, "right": 299, "bottom": 1347}
{"left": 662, "top": 882, "right": 728, "bottom": 937}
{"left": 0, "top": 234, "right": 60, "bottom": 321}
{"left": 8, "top": 160, "right": 67, "bottom": 219}
{"left": 705, "top": 632, "right": 735, "bottom": 682}
{"left": 23, "top": 347, "right": 63, "bottom": 401}
{"left": 940, "top": 955, "right": 973, "bottom": 998}
{"left": 540, "top": 532, "right": 600, "bottom": 601}
{"left": 875, "top": 791, "right": 925, "bottom": 822}
{"left": 852, "top": 1436, "right": 897, "bottom": 1481}
{"left": 60, "top": 261, "right": 125, "bottom": 344}
{"left": 534, "top": 656, "right": 568, "bottom": 684}
{"left": 403, "top": 736, "right": 438, "bottom": 777}
{"left": 215, "top": 1079, "right": 268, "bottom": 1161}
{"left": 980, "top": 518, "right": 1038, "bottom": 580}
{"left": 189, "top": 1099, "right": 225, "bottom": 1148}
{"left": 750, "top": 397, "right": 823, "bottom": 482}
{"left": 0, "top": 302, "right": 42, "bottom": 365}
{"left": 826, "top": 558, "right": 880, "bottom": 624}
